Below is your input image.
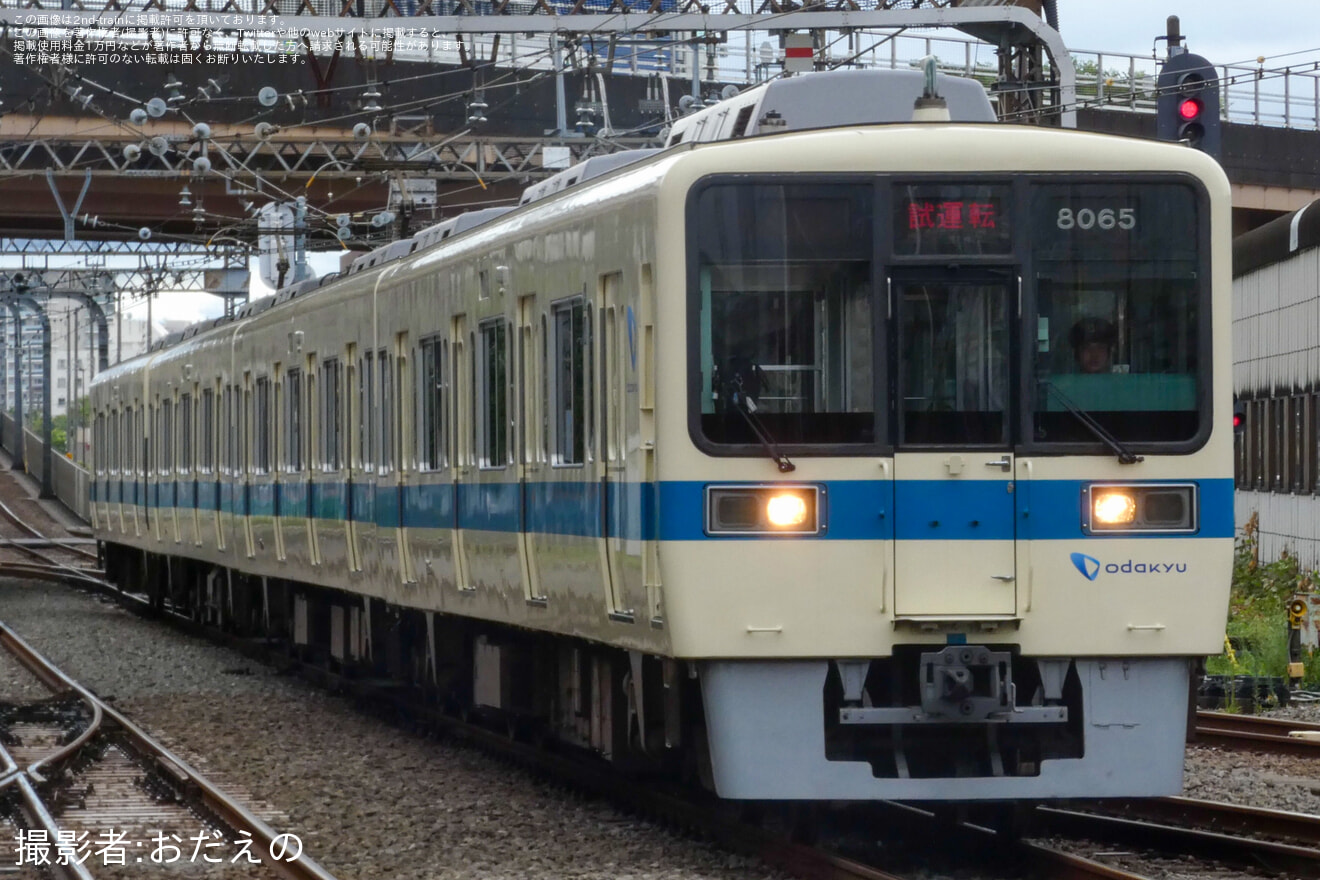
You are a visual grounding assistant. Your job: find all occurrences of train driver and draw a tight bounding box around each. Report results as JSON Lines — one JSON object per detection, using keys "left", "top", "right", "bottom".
{"left": 1069, "top": 317, "right": 1117, "bottom": 375}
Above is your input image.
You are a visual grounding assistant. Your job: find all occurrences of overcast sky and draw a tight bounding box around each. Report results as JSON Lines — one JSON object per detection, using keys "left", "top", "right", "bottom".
{"left": 158, "top": 1, "right": 1319, "bottom": 321}
{"left": 1054, "top": 1, "right": 1319, "bottom": 67}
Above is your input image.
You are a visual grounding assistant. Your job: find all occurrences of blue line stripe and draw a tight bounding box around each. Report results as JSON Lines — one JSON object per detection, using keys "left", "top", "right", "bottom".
{"left": 101, "top": 477, "right": 1236, "bottom": 541}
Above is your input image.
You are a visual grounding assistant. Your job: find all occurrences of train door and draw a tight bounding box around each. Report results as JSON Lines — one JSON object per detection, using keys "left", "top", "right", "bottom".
{"left": 136, "top": 404, "right": 145, "bottom": 536}
{"left": 115, "top": 406, "right": 126, "bottom": 533}
{"left": 378, "top": 337, "right": 413, "bottom": 584}
{"left": 167, "top": 395, "right": 179, "bottom": 543}
{"left": 450, "top": 315, "right": 473, "bottom": 591}
{"left": 516, "top": 294, "right": 543, "bottom": 602}
{"left": 242, "top": 374, "right": 255, "bottom": 559}
{"left": 891, "top": 271, "right": 1019, "bottom": 618}
{"left": 272, "top": 370, "right": 287, "bottom": 562}
{"left": 304, "top": 359, "right": 320, "bottom": 566}
{"left": 151, "top": 396, "right": 164, "bottom": 543}
{"left": 218, "top": 383, "right": 233, "bottom": 553}
{"left": 183, "top": 391, "right": 198, "bottom": 547}
{"left": 345, "top": 348, "right": 363, "bottom": 572}
{"left": 596, "top": 273, "right": 646, "bottom": 621}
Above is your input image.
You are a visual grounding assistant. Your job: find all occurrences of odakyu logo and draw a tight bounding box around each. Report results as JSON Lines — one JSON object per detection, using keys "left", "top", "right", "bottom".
{"left": 1070, "top": 551, "right": 1187, "bottom": 581}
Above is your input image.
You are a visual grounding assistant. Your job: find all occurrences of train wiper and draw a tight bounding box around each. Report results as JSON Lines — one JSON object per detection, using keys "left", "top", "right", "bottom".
{"left": 1042, "top": 381, "right": 1143, "bottom": 465}
{"left": 731, "top": 393, "right": 795, "bottom": 473}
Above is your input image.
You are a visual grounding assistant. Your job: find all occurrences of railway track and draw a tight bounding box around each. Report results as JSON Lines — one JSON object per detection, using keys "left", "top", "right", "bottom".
{"left": 0, "top": 619, "right": 339, "bottom": 880}
{"left": 0, "top": 467, "right": 106, "bottom": 589}
{"left": 1039, "top": 797, "right": 1320, "bottom": 877}
{"left": 1195, "top": 710, "right": 1320, "bottom": 755}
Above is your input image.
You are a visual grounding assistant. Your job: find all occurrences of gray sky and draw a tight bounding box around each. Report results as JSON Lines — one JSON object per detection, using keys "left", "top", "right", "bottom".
{"left": 1055, "top": 1, "right": 1319, "bottom": 68}
{"left": 162, "top": 1, "right": 1319, "bottom": 319}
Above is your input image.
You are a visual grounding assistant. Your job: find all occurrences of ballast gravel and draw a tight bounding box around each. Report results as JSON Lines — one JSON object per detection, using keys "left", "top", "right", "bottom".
{"left": 0, "top": 580, "right": 788, "bottom": 880}
{"left": 6, "top": 577, "right": 1320, "bottom": 880}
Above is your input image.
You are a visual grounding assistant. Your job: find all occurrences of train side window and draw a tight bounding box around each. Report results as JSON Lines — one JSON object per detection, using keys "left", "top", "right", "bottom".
{"left": 254, "top": 376, "right": 271, "bottom": 475}
{"left": 286, "top": 367, "right": 303, "bottom": 473}
{"left": 363, "top": 353, "right": 375, "bottom": 471}
{"left": 418, "top": 337, "right": 446, "bottom": 471}
{"left": 160, "top": 399, "right": 174, "bottom": 474}
{"left": 180, "top": 394, "right": 193, "bottom": 475}
{"left": 152, "top": 401, "right": 161, "bottom": 473}
{"left": 379, "top": 348, "right": 394, "bottom": 474}
{"left": 478, "top": 318, "right": 510, "bottom": 469}
{"left": 321, "top": 358, "right": 341, "bottom": 471}
{"left": 347, "top": 354, "right": 359, "bottom": 471}
{"left": 224, "top": 386, "right": 234, "bottom": 475}
{"left": 549, "top": 297, "right": 586, "bottom": 466}
{"left": 200, "top": 388, "right": 214, "bottom": 474}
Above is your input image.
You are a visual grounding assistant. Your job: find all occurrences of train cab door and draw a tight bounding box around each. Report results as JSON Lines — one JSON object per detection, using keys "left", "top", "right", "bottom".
{"left": 891, "top": 271, "right": 1019, "bottom": 619}
{"left": 596, "top": 272, "right": 646, "bottom": 622}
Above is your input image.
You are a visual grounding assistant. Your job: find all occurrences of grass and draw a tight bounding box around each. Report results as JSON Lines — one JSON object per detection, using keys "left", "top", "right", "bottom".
{"left": 1205, "top": 512, "right": 1319, "bottom": 687}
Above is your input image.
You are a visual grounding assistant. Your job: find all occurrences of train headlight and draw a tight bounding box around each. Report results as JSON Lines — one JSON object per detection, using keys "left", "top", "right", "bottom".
{"left": 706, "top": 485, "right": 823, "bottom": 536}
{"left": 1083, "top": 483, "right": 1198, "bottom": 534}
{"left": 1092, "top": 492, "right": 1137, "bottom": 525}
{"left": 766, "top": 493, "right": 809, "bottom": 527}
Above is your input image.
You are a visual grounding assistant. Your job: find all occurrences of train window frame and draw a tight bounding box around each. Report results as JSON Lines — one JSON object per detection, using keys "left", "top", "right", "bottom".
{"left": 285, "top": 367, "right": 303, "bottom": 473}
{"left": 200, "top": 387, "right": 214, "bottom": 475}
{"left": 477, "top": 317, "right": 511, "bottom": 470}
{"left": 321, "top": 357, "right": 342, "bottom": 473}
{"left": 548, "top": 295, "right": 588, "bottom": 468}
{"left": 179, "top": 393, "right": 193, "bottom": 477}
{"left": 159, "top": 397, "right": 174, "bottom": 475}
{"left": 1022, "top": 174, "right": 1213, "bottom": 457}
{"left": 417, "top": 337, "right": 447, "bottom": 472}
{"left": 685, "top": 174, "right": 886, "bottom": 458}
{"left": 254, "top": 375, "right": 271, "bottom": 476}
{"left": 378, "top": 347, "right": 394, "bottom": 476}
{"left": 395, "top": 338, "right": 408, "bottom": 474}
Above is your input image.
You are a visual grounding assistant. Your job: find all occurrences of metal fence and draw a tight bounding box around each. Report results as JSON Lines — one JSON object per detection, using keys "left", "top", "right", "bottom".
{"left": 0, "top": 412, "right": 91, "bottom": 524}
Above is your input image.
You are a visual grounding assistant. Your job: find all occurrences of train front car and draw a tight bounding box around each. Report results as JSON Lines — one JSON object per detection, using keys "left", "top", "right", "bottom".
{"left": 657, "top": 125, "right": 1232, "bottom": 800}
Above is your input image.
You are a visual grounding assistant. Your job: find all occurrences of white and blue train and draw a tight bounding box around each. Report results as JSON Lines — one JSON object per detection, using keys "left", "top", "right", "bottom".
{"left": 90, "top": 70, "right": 1234, "bottom": 800}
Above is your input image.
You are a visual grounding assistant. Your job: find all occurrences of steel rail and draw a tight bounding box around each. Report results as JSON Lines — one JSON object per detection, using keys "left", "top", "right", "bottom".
{"left": 0, "top": 619, "right": 342, "bottom": 880}
{"left": 1195, "top": 710, "right": 1320, "bottom": 756}
{"left": 1090, "top": 796, "right": 1320, "bottom": 849}
{"left": 1018, "top": 842, "right": 1153, "bottom": 880}
{"left": 0, "top": 496, "right": 99, "bottom": 562}
{"left": 0, "top": 759, "right": 98, "bottom": 880}
{"left": 0, "top": 561, "right": 109, "bottom": 589}
{"left": 1035, "top": 804, "right": 1320, "bottom": 876}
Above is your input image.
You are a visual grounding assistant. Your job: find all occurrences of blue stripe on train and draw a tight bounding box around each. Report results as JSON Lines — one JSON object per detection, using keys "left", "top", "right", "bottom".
{"left": 96, "top": 477, "right": 1235, "bottom": 541}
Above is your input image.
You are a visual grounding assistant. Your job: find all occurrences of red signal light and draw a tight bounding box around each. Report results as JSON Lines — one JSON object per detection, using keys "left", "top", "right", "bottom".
{"left": 1233, "top": 412, "right": 1244, "bottom": 429}
{"left": 1179, "top": 98, "right": 1202, "bottom": 120}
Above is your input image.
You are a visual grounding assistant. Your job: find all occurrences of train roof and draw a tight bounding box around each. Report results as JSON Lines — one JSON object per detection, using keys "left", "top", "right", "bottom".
{"left": 663, "top": 68, "right": 996, "bottom": 147}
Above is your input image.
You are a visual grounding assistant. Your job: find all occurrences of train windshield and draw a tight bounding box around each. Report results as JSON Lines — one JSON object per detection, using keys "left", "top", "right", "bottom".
{"left": 1029, "top": 182, "right": 1202, "bottom": 446}
{"left": 692, "top": 183, "right": 876, "bottom": 447}
{"left": 688, "top": 176, "right": 1207, "bottom": 455}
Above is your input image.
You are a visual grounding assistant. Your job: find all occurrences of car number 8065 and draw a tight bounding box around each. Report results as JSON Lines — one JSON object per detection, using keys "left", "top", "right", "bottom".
{"left": 1056, "top": 207, "right": 1136, "bottom": 231}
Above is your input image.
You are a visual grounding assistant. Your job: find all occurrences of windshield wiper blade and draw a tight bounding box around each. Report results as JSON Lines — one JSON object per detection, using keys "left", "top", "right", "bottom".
{"left": 731, "top": 393, "right": 795, "bottom": 473}
{"left": 1042, "top": 381, "right": 1144, "bottom": 465}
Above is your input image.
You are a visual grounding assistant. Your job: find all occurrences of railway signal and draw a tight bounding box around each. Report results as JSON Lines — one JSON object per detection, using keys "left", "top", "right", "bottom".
{"left": 1156, "top": 18, "right": 1221, "bottom": 158}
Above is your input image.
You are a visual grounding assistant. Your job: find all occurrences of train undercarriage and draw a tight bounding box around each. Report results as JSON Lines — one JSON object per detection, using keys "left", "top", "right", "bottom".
{"left": 101, "top": 541, "right": 1199, "bottom": 801}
